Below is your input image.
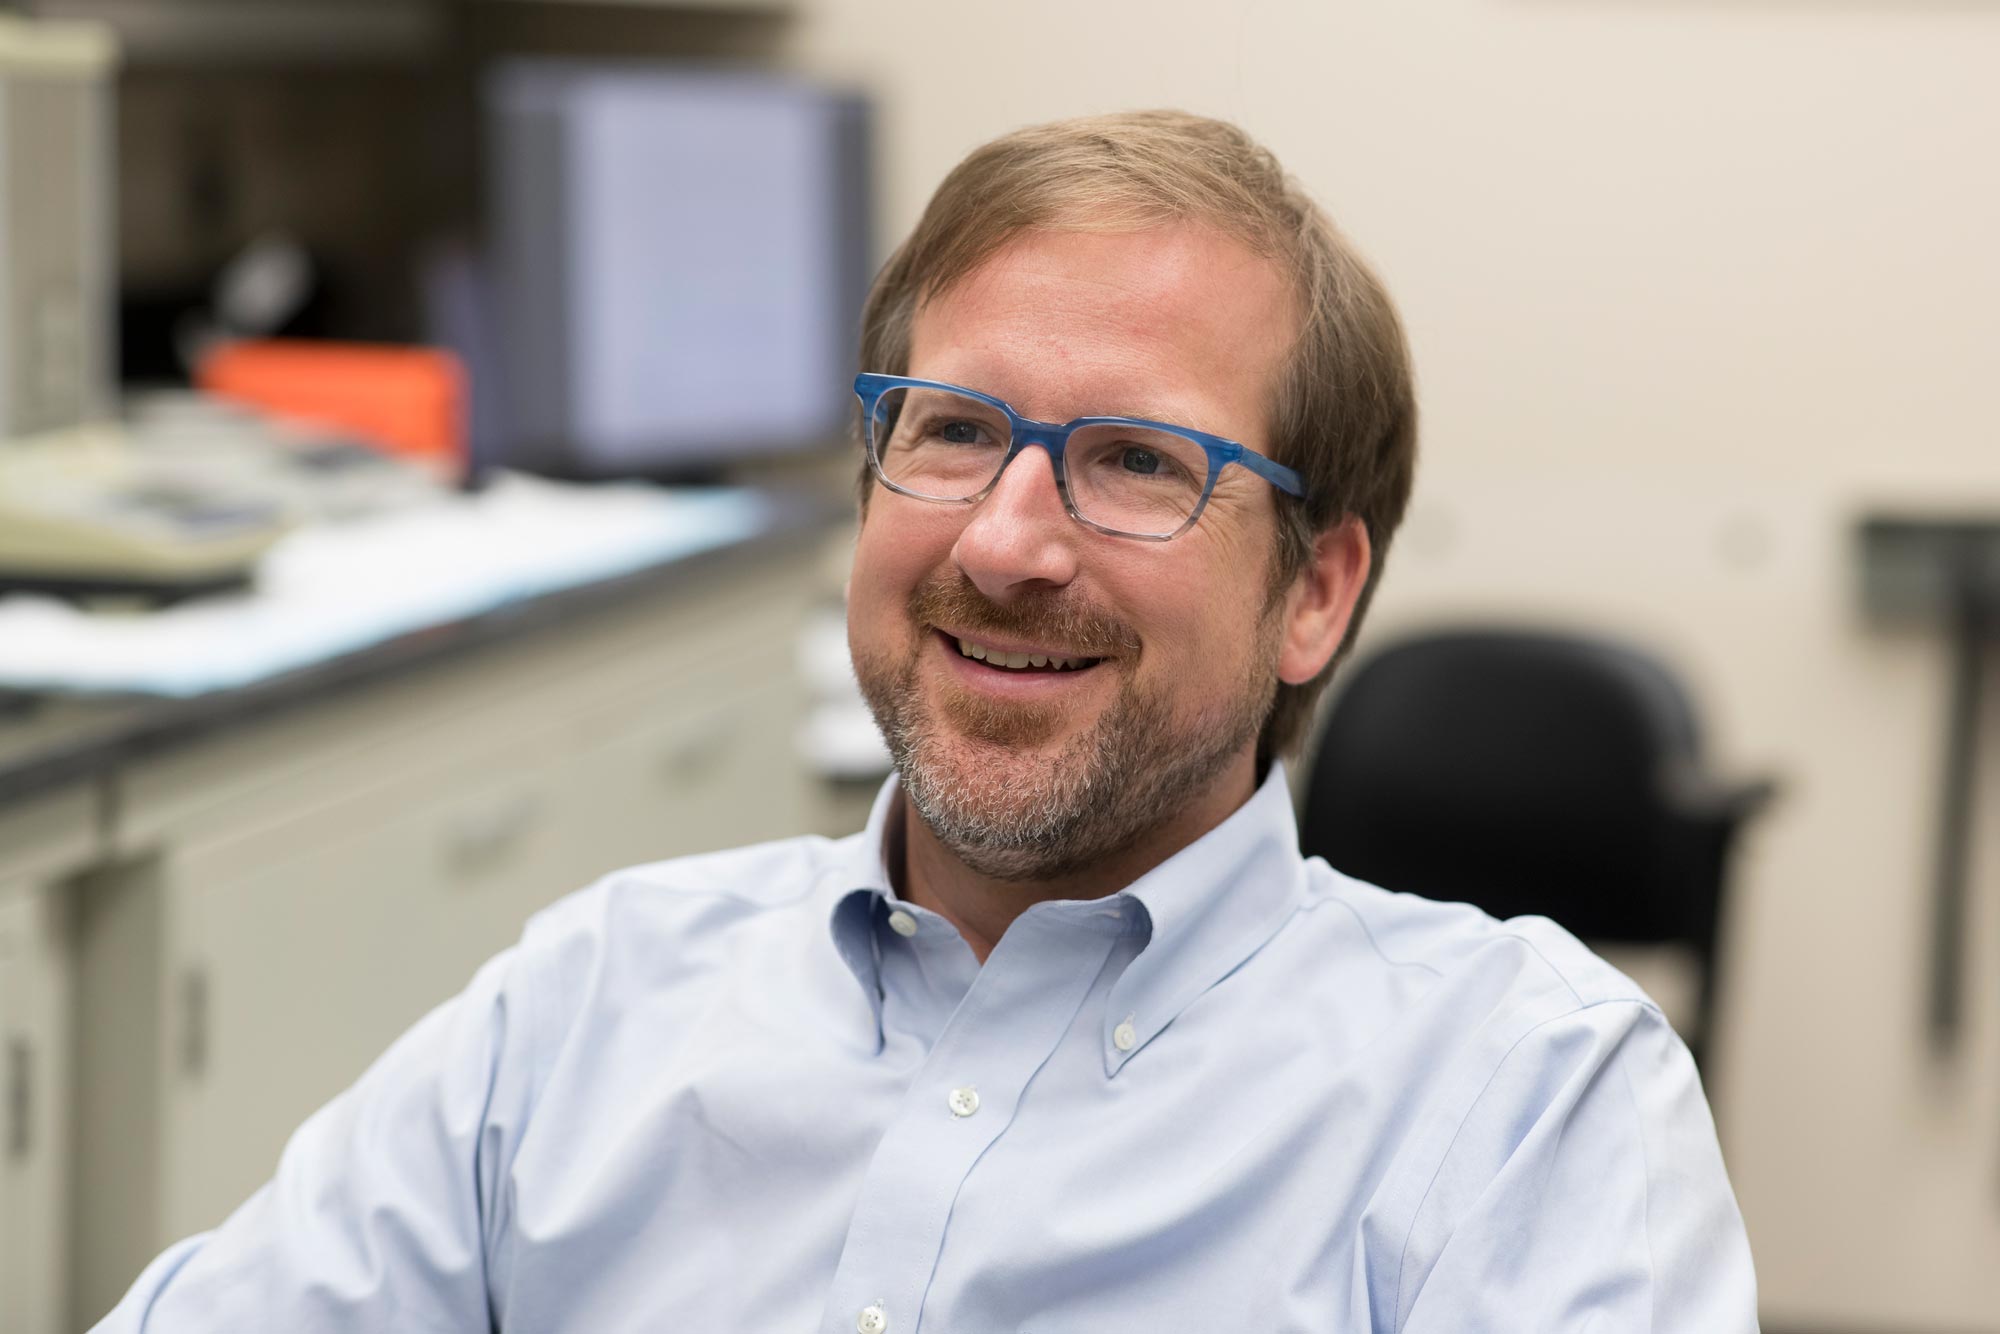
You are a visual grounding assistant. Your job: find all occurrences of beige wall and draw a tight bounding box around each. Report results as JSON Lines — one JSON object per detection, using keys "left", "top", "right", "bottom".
{"left": 782, "top": 2, "right": 2000, "bottom": 1326}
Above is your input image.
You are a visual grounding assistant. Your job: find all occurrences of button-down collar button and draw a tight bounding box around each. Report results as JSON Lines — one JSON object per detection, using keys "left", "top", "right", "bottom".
{"left": 947, "top": 1085, "right": 980, "bottom": 1118}
{"left": 887, "top": 909, "right": 918, "bottom": 937}
{"left": 1112, "top": 1018, "right": 1137, "bottom": 1052}
{"left": 857, "top": 1303, "right": 888, "bottom": 1334}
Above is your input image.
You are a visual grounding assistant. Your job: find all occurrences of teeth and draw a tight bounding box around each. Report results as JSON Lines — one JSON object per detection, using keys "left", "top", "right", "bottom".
{"left": 953, "top": 636, "right": 1096, "bottom": 672}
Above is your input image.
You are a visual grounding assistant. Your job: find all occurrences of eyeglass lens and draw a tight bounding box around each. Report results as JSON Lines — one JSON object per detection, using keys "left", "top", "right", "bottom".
{"left": 870, "top": 386, "right": 1210, "bottom": 538}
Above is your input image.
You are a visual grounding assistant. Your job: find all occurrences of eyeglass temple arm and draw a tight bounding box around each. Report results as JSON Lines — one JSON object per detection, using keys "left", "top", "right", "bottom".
{"left": 1233, "top": 448, "right": 1308, "bottom": 500}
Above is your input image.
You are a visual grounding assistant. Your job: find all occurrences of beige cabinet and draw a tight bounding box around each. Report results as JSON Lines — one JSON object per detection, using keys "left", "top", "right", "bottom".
{"left": 0, "top": 788, "right": 97, "bottom": 1334}
{"left": 70, "top": 553, "right": 822, "bottom": 1323}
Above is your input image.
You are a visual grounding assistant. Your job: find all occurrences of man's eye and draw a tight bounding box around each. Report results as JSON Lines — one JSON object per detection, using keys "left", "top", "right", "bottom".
{"left": 937, "top": 420, "right": 986, "bottom": 445}
{"left": 1120, "top": 447, "right": 1163, "bottom": 475}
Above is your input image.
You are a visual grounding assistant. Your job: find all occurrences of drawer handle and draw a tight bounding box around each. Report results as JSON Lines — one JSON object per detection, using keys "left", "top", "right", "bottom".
{"left": 181, "top": 967, "right": 209, "bottom": 1080}
{"left": 5, "top": 1037, "right": 29, "bottom": 1160}
{"left": 446, "top": 793, "right": 541, "bottom": 873}
{"left": 658, "top": 713, "right": 738, "bottom": 784}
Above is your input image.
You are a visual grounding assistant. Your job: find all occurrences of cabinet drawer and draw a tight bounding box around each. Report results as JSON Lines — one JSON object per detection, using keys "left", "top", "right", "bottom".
{"left": 553, "top": 666, "right": 809, "bottom": 878}
{"left": 0, "top": 786, "right": 97, "bottom": 885}
{"left": 0, "top": 874, "right": 76, "bottom": 1334}
{"left": 116, "top": 555, "right": 815, "bottom": 852}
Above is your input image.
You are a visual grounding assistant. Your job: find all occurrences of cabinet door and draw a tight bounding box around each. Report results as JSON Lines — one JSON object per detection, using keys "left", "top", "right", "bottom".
{"left": 154, "top": 727, "right": 581, "bottom": 1244}
{"left": 555, "top": 657, "right": 810, "bottom": 879}
{"left": 153, "top": 649, "right": 815, "bottom": 1246}
{"left": 86, "top": 550, "right": 825, "bottom": 1280}
{"left": 0, "top": 875, "right": 75, "bottom": 1334}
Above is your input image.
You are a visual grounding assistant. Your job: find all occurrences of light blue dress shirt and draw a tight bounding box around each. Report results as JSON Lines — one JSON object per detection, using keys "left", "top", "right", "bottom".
{"left": 96, "top": 765, "right": 1757, "bottom": 1332}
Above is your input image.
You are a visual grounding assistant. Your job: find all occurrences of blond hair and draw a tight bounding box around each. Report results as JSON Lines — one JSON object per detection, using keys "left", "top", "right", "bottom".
{"left": 858, "top": 110, "right": 1417, "bottom": 765}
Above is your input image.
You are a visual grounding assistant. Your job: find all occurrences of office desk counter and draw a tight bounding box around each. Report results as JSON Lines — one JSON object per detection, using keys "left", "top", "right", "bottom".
{"left": 0, "top": 487, "right": 847, "bottom": 1334}
{"left": 0, "top": 485, "right": 841, "bottom": 811}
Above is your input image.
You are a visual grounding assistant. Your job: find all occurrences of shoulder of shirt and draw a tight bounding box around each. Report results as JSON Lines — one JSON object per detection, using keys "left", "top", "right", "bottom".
{"left": 1299, "top": 853, "right": 1657, "bottom": 1015}
{"left": 522, "top": 829, "right": 853, "bottom": 946}
{"left": 443, "top": 833, "right": 856, "bottom": 1154}
{"left": 480, "top": 830, "right": 857, "bottom": 1019}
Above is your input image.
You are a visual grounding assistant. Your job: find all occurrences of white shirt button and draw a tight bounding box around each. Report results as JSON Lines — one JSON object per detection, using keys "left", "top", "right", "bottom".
{"left": 886, "top": 910, "right": 918, "bottom": 937}
{"left": 1113, "top": 1019, "right": 1137, "bottom": 1052}
{"left": 857, "top": 1303, "right": 888, "bottom": 1334}
{"left": 947, "top": 1085, "right": 980, "bottom": 1118}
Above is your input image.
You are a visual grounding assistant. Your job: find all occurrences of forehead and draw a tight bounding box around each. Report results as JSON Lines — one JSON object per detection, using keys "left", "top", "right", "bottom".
{"left": 906, "top": 223, "right": 1296, "bottom": 438}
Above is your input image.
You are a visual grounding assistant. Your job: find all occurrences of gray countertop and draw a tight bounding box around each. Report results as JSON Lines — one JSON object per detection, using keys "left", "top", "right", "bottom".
{"left": 0, "top": 492, "right": 840, "bottom": 811}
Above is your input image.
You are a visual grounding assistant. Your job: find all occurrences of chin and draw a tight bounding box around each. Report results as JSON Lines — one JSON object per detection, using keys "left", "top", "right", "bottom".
{"left": 855, "top": 613, "right": 1272, "bottom": 884}
{"left": 898, "top": 693, "right": 1257, "bottom": 885}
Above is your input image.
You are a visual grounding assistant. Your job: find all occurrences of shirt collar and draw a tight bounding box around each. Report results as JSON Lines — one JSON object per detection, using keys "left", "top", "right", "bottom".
{"left": 825, "top": 775, "right": 908, "bottom": 1053}
{"left": 1099, "top": 762, "right": 1310, "bottom": 1074}
{"left": 823, "top": 763, "right": 1310, "bottom": 1074}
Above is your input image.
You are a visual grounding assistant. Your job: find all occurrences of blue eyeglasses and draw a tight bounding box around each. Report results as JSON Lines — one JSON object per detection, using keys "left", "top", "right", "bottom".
{"left": 854, "top": 373, "right": 1307, "bottom": 541}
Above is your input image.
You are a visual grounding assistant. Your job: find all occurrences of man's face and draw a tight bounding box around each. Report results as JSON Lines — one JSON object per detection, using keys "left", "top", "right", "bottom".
{"left": 847, "top": 223, "right": 1299, "bottom": 882}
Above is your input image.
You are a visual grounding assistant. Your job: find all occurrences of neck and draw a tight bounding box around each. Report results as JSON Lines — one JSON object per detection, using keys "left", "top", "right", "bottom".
{"left": 893, "top": 752, "right": 1263, "bottom": 963}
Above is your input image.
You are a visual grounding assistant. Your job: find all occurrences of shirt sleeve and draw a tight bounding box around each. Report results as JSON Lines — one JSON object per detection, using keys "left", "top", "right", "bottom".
{"left": 1395, "top": 999, "right": 1758, "bottom": 1334}
{"left": 88, "top": 943, "right": 538, "bottom": 1334}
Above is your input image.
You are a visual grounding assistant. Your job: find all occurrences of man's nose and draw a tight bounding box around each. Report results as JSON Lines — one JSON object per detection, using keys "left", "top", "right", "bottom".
{"left": 950, "top": 442, "right": 1080, "bottom": 600}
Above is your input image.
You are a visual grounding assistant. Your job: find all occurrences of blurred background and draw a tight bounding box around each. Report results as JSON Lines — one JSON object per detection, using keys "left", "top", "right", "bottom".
{"left": 0, "top": 1, "right": 1993, "bottom": 1330}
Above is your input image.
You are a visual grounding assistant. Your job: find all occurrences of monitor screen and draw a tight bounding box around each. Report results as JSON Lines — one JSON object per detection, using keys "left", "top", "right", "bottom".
{"left": 485, "top": 63, "right": 871, "bottom": 478}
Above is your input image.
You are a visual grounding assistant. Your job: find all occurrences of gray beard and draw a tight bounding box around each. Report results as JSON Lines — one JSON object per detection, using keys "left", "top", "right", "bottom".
{"left": 856, "top": 638, "right": 1277, "bottom": 884}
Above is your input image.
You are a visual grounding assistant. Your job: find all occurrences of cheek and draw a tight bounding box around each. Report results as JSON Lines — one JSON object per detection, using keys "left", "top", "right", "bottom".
{"left": 846, "top": 548, "right": 903, "bottom": 652}
{"left": 848, "top": 506, "right": 952, "bottom": 640}
{"left": 1124, "top": 561, "right": 1274, "bottom": 703}
{"left": 1129, "top": 581, "right": 1236, "bottom": 684}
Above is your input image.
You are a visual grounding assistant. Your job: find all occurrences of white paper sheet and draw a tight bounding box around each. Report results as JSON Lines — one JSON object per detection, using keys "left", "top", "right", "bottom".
{"left": 0, "top": 473, "right": 774, "bottom": 697}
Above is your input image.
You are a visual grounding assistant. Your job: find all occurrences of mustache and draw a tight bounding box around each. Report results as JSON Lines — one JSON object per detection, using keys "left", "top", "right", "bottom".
{"left": 910, "top": 572, "right": 1140, "bottom": 658}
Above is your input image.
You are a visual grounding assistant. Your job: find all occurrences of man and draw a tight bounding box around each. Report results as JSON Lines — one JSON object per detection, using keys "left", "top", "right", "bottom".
{"left": 97, "top": 111, "right": 1756, "bottom": 1331}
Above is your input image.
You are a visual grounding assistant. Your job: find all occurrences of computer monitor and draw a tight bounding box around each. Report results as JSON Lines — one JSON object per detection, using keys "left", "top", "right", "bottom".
{"left": 0, "top": 17, "right": 115, "bottom": 441}
{"left": 484, "top": 62, "right": 872, "bottom": 479}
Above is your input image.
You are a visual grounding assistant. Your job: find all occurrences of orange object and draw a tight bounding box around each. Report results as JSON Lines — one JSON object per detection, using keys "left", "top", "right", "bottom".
{"left": 197, "top": 339, "right": 467, "bottom": 464}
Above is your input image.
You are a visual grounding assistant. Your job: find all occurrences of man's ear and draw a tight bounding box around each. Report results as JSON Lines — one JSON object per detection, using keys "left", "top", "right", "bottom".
{"left": 1277, "top": 518, "right": 1372, "bottom": 686}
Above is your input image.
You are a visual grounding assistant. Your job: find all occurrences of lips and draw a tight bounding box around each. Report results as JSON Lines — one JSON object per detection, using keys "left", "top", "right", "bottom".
{"left": 910, "top": 574, "right": 1137, "bottom": 677}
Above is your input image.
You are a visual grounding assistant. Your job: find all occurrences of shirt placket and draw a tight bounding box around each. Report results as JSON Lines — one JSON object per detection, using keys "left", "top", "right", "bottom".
{"left": 817, "top": 907, "right": 1122, "bottom": 1334}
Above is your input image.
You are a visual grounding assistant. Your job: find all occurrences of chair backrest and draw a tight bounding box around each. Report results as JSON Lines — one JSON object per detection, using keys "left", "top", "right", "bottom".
{"left": 1299, "top": 628, "right": 1720, "bottom": 947}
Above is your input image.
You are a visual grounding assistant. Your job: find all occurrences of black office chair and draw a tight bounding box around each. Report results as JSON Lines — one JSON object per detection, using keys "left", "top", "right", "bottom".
{"left": 1297, "top": 627, "right": 1773, "bottom": 1070}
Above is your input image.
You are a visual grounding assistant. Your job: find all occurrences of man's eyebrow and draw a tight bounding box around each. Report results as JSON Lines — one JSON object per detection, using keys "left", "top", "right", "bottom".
{"left": 1081, "top": 402, "right": 1219, "bottom": 433}
{"left": 942, "top": 379, "right": 1225, "bottom": 437}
